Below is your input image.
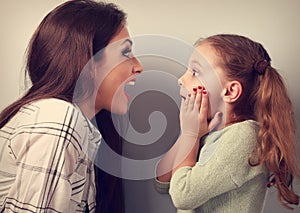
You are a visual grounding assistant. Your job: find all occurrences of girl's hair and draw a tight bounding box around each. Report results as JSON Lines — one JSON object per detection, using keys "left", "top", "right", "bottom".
{"left": 196, "top": 34, "right": 299, "bottom": 209}
{"left": 0, "top": 0, "right": 126, "bottom": 128}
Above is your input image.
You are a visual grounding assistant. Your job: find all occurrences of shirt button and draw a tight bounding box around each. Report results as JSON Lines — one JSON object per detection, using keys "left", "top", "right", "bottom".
{"left": 93, "top": 131, "right": 99, "bottom": 138}
{"left": 79, "top": 201, "right": 86, "bottom": 208}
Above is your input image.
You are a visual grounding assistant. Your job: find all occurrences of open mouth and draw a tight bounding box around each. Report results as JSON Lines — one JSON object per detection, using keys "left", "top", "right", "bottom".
{"left": 126, "top": 80, "right": 136, "bottom": 86}
{"left": 179, "top": 86, "right": 187, "bottom": 101}
{"left": 124, "top": 78, "right": 136, "bottom": 101}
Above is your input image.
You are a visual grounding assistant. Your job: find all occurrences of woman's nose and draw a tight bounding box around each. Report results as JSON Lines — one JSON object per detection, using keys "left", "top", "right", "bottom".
{"left": 132, "top": 57, "right": 143, "bottom": 74}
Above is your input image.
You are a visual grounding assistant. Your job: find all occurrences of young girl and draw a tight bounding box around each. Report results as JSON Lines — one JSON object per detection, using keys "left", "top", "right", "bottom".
{"left": 156, "top": 34, "right": 299, "bottom": 212}
{"left": 0, "top": 0, "right": 142, "bottom": 212}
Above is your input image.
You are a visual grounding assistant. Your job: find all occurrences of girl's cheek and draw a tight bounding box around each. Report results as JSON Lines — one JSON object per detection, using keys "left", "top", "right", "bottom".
{"left": 192, "top": 80, "right": 204, "bottom": 91}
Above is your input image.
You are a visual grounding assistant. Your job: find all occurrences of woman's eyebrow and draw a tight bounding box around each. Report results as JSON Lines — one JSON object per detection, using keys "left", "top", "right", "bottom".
{"left": 121, "top": 38, "right": 133, "bottom": 46}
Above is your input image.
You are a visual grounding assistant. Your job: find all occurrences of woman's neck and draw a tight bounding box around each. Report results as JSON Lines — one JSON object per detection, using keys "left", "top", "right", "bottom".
{"left": 76, "top": 98, "right": 101, "bottom": 120}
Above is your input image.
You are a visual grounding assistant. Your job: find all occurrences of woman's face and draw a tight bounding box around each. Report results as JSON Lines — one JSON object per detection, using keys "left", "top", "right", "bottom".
{"left": 178, "top": 42, "right": 225, "bottom": 120}
{"left": 94, "top": 27, "right": 143, "bottom": 114}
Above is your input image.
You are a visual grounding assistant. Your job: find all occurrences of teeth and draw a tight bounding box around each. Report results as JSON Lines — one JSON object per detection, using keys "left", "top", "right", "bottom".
{"left": 127, "top": 81, "right": 135, "bottom": 86}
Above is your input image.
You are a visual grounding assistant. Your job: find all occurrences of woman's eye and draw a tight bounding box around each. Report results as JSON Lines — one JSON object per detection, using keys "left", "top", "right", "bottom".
{"left": 122, "top": 48, "right": 132, "bottom": 58}
{"left": 192, "top": 69, "right": 199, "bottom": 76}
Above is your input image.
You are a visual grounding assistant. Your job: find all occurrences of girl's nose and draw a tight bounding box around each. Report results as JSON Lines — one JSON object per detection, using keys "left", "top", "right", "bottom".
{"left": 178, "top": 77, "right": 183, "bottom": 87}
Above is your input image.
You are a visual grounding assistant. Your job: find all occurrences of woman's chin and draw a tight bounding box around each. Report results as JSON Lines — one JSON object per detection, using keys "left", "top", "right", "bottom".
{"left": 113, "top": 107, "right": 128, "bottom": 115}
{"left": 107, "top": 92, "right": 130, "bottom": 114}
{"left": 110, "top": 100, "right": 128, "bottom": 115}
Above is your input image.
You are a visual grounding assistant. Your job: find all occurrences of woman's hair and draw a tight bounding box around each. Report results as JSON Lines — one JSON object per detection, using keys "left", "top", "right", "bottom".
{"left": 0, "top": 0, "right": 126, "bottom": 128}
{"left": 92, "top": 110, "right": 125, "bottom": 213}
{"left": 196, "top": 34, "right": 299, "bottom": 209}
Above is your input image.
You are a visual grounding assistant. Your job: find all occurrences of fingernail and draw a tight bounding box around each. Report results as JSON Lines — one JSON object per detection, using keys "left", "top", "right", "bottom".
{"left": 193, "top": 88, "right": 197, "bottom": 92}
{"left": 198, "top": 86, "right": 202, "bottom": 90}
{"left": 202, "top": 90, "right": 207, "bottom": 94}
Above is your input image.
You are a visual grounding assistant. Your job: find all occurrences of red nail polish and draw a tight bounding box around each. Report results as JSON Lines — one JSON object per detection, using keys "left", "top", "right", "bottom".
{"left": 193, "top": 88, "right": 197, "bottom": 92}
{"left": 202, "top": 90, "right": 207, "bottom": 94}
{"left": 198, "top": 86, "right": 202, "bottom": 90}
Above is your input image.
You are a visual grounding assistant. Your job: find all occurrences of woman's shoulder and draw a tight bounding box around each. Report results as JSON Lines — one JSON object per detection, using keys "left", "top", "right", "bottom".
{"left": 11, "top": 98, "right": 101, "bottom": 154}
{"left": 26, "top": 98, "right": 76, "bottom": 111}
{"left": 17, "top": 98, "right": 86, "bottom": 128}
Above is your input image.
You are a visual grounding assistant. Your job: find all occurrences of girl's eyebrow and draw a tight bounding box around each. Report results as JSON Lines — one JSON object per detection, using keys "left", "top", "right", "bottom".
{"left": 190, "top": 59, "right": 202, "bottom": 67}
{"left": 121, "top": 38, "right": 133, "bottom": 46}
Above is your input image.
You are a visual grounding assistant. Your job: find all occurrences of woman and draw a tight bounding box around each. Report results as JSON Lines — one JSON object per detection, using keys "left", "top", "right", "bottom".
{"left": 0, "top": 0, "right": 143, "bottom": 212}
{"left": 156, "top": 34, "right": 299, "bottom": 212}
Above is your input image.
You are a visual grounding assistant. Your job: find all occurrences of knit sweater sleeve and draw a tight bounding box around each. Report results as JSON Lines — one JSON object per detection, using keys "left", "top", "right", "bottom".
{"left": 168, "top": 121, "right": 266, "bottom": 210}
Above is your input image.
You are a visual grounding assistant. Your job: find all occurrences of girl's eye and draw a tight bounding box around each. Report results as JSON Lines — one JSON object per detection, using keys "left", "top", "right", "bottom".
{"left": 122, "top": 48, "right": 132, "bottom": 58}
{"left": 192, "top": 69, "right": 199, "bottom": 77}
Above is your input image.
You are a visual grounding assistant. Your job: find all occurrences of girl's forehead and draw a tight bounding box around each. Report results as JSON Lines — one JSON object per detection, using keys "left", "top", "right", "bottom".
{"left": 189, "top": 44, "right": 227, "bottom": 88}
{"left": 189, "top": 44, "right": 219, "bottom": 70}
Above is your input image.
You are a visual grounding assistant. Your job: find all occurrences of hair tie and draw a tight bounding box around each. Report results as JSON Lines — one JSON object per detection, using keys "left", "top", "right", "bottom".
{"left": 253, "top": 59, "right": 270, "bottom": 75}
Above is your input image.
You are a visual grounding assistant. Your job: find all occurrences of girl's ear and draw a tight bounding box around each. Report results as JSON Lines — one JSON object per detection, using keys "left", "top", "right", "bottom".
{"left": 222, "top": 80, "right": 242, "bottom": 103}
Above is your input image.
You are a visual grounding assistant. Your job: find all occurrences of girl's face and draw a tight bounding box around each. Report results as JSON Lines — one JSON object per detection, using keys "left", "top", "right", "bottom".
{"left": 178, "top": 42, "right": 225, "bottom": 120}
{"left": 94, "top": 27, "right": 143, "bottom": 114}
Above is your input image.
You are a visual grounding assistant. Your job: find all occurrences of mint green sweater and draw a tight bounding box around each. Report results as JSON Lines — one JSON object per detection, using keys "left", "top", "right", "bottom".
{"left": 156, "top": 120, "right": 269, "bottom": 213}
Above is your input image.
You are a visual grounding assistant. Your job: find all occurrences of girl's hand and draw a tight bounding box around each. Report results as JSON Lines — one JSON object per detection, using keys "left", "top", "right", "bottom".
{"left": 180, "top": 87, "right": 222, "bottom": 139}
{"left": 157, "top": 87, "right": 222, "bottom": 179}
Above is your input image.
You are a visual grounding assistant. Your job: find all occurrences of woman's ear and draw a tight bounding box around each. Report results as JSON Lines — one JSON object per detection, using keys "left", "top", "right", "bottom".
{"left": 222, "top": 80, "right": 242, "bottom": 103}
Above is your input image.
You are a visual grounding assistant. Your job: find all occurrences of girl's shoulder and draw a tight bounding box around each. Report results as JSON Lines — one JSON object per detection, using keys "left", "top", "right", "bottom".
{"left": 200, "top": 120, "right": 259, "bottom": 163}
{"left": 218, "top": 120, "right": 259, "bottom": 153}
{"left": 199, "top": 120, "right": 261, "bottom": 168}
{"left": 205, "top": 120, "right": 258, "bottom": 143}
{"left": 226, "top": 120, "right": 259, "bottom": 135}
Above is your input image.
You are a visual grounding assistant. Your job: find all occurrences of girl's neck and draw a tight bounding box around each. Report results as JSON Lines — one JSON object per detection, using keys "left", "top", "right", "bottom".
{"left": 225, "top": 112, "right": 254, "bottom": 127}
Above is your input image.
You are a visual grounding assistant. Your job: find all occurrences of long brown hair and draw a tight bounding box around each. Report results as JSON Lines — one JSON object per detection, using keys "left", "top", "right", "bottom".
{"left": 0, "top": 0, "right": 126, "bottom": 129}
{"left": 198, "top": 34, "right": 299, "bottom": 209}
{"left": 93, "top": 110, "right": 125, "bottom": 213}
{"left": 0, "top": 1, "right": 127, "bottom": 212}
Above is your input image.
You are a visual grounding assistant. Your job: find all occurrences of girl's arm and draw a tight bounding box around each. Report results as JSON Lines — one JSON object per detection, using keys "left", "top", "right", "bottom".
{"left": 157, "top": 89, "right": 220, "bottom": 182}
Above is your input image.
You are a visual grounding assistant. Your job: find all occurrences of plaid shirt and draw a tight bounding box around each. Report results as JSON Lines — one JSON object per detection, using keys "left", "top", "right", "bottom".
{"left": 0, "top": 98, "right": 101, "bottom": 212}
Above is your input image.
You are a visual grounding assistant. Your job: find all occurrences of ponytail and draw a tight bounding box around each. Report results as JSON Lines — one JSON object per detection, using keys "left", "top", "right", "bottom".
{"left": 251, "top": 66, "right": 300, "bottom": 208}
